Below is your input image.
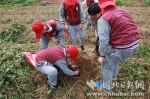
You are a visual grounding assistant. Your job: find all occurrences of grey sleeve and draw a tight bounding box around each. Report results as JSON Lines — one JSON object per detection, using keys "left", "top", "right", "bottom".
{"left": 97, "top": 18, "right": 111, "bottom": 56}
{"left": 55, "top": 59, "right": 74, "bottom": 76}
{"left": 79, "top": 1, "right": 85, "bottom": 23}
{"left": 56, "top": 22, "right": 64, "bottom": 36}
{"left": 59, "top": 3, "right": 65, "bottom": 23}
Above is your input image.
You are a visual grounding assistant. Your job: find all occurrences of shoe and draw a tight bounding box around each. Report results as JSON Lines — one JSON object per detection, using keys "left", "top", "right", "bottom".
{"left": 23, "top": 52, "right": 36, "bottom": 67}
{"left": 86, "top": 23, "right": 91, "bottom": 30}
{"left": 50, "top": 84, "right": 58, "bottom": 90}
{"left": 96, "top": 81, "right": 111, "bottom": 92}
{"left": 47, "top": 81, "right": 58, "bottom": 90}
{"left": 80, "top": 46, "right": 86, "bottom": 52}
{"left": 112, "top": 76, "right": 117, "bottom": 80}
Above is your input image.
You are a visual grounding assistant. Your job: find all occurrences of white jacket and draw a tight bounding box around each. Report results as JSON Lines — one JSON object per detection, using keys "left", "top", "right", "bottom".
{"left": 81, "top": 0, "right": 98, "bottom": 5}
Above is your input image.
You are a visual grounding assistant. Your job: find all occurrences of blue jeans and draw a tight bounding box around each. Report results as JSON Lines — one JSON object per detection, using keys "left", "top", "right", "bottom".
{"left": 101, "top": 47, "right": 139, "bottom": 89}
{"left": 68, "top": 24, "right": 85, "bottom": 46}
{"left": 35, "top": 61, "right": 58, "bottom": 86}
{"left": 40, "top": 34, "right": 64, "bottom": 49}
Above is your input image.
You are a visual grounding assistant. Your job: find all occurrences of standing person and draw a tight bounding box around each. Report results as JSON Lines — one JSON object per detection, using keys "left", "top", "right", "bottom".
{"left": 23, "top": 45, "right": 80, "bottom": 90}
{"left": 59, "top": 0, "right": 86, "bottom": 52}
{"left": 31, "top": 20, "right": 65, "bottom": 49}
{"left": 81, "top": 0, "right": 98, "bottom": 30}
{"left": 88, "top": 3, "right": 101, "bottom": 56}
{"left": 88, "top": 0, "right": 141, "bottom": 92}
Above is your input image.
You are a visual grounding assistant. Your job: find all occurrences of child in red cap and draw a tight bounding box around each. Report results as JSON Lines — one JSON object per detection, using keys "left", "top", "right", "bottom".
{"left": 31, "top": 20, "right": 65, "bottom": 49}
{"left": 23, "top": 45, "right": 80, "bottom": 90}
{"left": 88, "top": 1, "right": 141, "bottom": 92}
{"left": 59, "top": 0, "right": 86, "bottom": 52}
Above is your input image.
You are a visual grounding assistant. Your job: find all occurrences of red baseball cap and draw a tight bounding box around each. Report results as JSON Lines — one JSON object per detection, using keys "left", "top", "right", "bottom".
{"left": 65, "top": 0, "right": 76, "bottom": 5}
{"left": 98, "top": 0, "right": 116, "bottom": 9}
{"left": 31, "top": 20, "right": 44, "bottom": 39}
{"left": 67, "top": 45, "right": 79, "bottom": 62}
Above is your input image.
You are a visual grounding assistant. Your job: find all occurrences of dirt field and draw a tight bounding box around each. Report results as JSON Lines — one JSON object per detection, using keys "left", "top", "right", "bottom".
{"left": 0, "top": 0, "right": 150, "bottom": 98}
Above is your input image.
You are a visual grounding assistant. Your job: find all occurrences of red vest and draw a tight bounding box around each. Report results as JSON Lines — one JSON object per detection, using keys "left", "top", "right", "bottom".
{"left": 87, "top": 0, "right": 94, "bottom": 7}
{"left": 63, "top": 0, "right": 81, "bottom": 25}
{"left": 101, "top": 7, "right": 141, "bottom": 46}
{"left": 44, "top": 20, "right": 57, "bottom": 39}
{"left": 35, "top": 46, "right": 66, "bottom": 64}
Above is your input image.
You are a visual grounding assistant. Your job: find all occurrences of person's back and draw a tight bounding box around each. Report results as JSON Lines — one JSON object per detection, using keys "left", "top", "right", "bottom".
{"left": 35, "top": 46, "right": 65, "bottom": 64}
{"left": 23, "top": 45, "right": 80, "bottom": 90}
{"left": 101, "top": 6, "right": 141, "bottom": 47}
{"left": 88, "top": 0, "right": 141, "bottom": 92}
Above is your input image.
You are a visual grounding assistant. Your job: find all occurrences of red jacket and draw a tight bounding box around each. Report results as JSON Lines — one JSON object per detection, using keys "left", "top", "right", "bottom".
{"left": 101, "top": 6, "right": 141, "bottom": 46}
{"left": 63, "top": 0, "right": 81, "bottom": 25}
{"left": 44, "top": 20, "right": 57, "bottom": 39}
{"left": 35, "top": 46, "right": 66, "bottom": 64}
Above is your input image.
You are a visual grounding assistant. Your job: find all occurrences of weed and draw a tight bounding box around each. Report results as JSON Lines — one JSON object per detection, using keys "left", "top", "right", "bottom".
{"left": 144, "top": 0, "right": 150, "bottom": 6}
{"left": 0, "top": 20, "right": 26, "bottom": 42}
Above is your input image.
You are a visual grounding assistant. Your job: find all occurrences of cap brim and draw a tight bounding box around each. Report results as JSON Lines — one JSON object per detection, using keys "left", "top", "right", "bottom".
{"left": 35, "top": 32, "right": 42, "bottom": 39}
{"left": 99, "top": 1, "right": 116, "bottom": 9}
{"left": 72, "top": 56, "right": 77, "bottom": 62}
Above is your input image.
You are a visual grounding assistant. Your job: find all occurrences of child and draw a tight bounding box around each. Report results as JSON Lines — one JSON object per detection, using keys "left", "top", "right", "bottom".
{"left": 59, "top": 0, "right": 86, "bottom": 52}
{"left": 31, "top": 20, "right": 64, "bottom": 49}
{"left": 88, "top": 1, "right": 141, "bottom": 92}
{"left": 23, "top": 45, "right": 80, "bottom": 90}
{"left": 88, "top": 3, "right": 101, "bottom": 56}
{"left": 81, "top": 0, "right": 98, "bottom": 30}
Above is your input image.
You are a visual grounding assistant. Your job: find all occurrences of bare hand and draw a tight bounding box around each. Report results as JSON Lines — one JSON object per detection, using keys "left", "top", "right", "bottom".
{"left": 71, "top": 65, "right": 78, "bottom": 70}
{"left": 98, "top": 56, "right": 105, "bottom": 65}
{"left": 74, "top": 69, "right": 80, "bottom": 76}
{"left": 78, "top": 23, "right": 83, "bottom": 29}
{"left": 55, "top": 40, "right": 59, "bottom": 43}
{"left": 61, "top": 24, "right": 67, "bottom": 30}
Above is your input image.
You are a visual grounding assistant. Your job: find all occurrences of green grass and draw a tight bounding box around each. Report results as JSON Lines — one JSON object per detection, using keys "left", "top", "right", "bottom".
{"left": 0, "top": 20, "right": 26, "bottom": 42}
{"left": 144, "top": 0, "right": 150, "bottom": 6}
{"left": 0, "top": 0, "right": 41, "bottom": 7}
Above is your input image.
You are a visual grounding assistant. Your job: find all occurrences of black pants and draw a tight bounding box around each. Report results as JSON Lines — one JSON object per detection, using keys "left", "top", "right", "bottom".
{"left": 93, "top": 37, "right": 99, "bottom": 54}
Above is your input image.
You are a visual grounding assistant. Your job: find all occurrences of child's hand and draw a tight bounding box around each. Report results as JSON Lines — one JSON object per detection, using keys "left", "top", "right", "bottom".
{"left": 78, "top": 23, "right": 83, "bottom": 29}
{"left": 55, "top": 40, "right": 59, "bottom": 43}
{"left": 61, "top": 24, "right": 68, "bottom": 30}
{"left": 71, "top": 65, "right": 78, "bottom": 70}
{"left": 74, "top": 69, "right": 80, "bottom": 76}
{"left": 98, "top": 56, "right": 105, "bottom": 65}
{"left": 52, "top": 37, "right": 59, "bottom": 43}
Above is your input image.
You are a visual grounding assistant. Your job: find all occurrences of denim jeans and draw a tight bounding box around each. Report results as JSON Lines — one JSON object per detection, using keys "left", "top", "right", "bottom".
{"left": 40, "top": 34, "right": 64, "bottom": 49}
{"left": 35, "top": 61, "right": 58, "bottom": 86}
{"left": 101, "top": 47, "right": 139, "bottom": 89}
{"left": 68, "top": 24, "right": 85, "bottom": 46}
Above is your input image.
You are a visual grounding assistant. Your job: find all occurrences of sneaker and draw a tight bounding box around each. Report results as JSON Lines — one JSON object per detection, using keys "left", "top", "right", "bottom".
{"left": 112, "top": 76, "right": 117, "bottom": 80}
{"left": 96, "top": 81, "right": 111, "bottom": 92}
{"left": 80, "top": 46, "right": 86, "bottom": 52}
{"left": 85, "top": 23, "right": 91, "bottom": 30}
{"left": 23, "top": 52, "right": 36, "bottom": 67}
{"left": 50, "top": 84, "right": 58, "bottom": 90}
